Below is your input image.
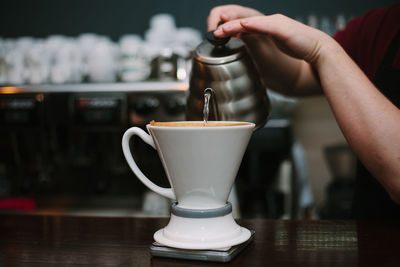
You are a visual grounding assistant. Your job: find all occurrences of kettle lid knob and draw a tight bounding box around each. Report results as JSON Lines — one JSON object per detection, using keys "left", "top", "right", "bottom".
{"left": 205, "top": 30, "right": 230, "bottom": 46}
{"left": 205, "top": 21, "right": 231, "bottom": 47}
{"left": 194, "top": 21, "right": 245, "bottom": 64}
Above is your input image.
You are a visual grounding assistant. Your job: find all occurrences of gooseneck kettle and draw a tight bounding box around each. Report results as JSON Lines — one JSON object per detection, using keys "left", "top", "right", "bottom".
{"left": 186, "top": 25, "right": 271, "bottom": 130}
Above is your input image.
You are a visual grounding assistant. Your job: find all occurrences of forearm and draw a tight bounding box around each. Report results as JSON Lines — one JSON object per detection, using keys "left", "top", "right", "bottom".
{"left": 316, "top": 42, "right": 400, "bottom": 202}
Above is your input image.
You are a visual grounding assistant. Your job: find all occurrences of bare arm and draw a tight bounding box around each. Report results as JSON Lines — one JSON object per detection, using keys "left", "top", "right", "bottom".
{"left": 317, "top": 42, "right": 400, "bottom": 203}
{"left": 212, "top": 13, "right": 400, "bottom": 203}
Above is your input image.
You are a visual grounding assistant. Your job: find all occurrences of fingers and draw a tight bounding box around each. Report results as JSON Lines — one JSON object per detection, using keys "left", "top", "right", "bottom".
{"left": 213, "top": 19, "right": 246, "bottom": 37}
{"left": 207, "top": 11, "right": 230, "bottom": 31}
{"left": 207, "top": 5, "right": 235, "bottom": 31}
{"left": 207, "top": 5, "right": 262, "bottom": 31}
{"left": 213, "top": 14, "right": 331, "bottom": 64}
{"left": 214, "top": 14, "right": 294, "bottom": 41}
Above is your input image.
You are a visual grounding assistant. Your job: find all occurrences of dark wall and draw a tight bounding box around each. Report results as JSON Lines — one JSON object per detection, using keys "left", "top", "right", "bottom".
{"left": 1, "top": 0, "right": 397, "bottom": 40}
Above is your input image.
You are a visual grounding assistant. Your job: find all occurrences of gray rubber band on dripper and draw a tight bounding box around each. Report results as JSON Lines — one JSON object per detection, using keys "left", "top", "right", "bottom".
{"left": 171, "top": 202, "right": 232, "bottom": 218}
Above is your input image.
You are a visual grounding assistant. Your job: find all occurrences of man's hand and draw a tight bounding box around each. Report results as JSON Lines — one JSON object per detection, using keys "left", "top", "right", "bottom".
{"left": 208, "top": 6, "right": 325, "bottom": 96}
{"left": 213, "top": 14, "right": 338, "bottom": 67}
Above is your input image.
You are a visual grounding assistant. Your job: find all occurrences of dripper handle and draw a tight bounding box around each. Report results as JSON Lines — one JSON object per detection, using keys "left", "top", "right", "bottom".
{"left": 122, "top": 127, "right": 175, "bottom": 200}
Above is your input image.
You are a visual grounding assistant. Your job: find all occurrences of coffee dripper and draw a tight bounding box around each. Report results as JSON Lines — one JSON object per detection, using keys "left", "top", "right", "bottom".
{"left": 186, "top": 26, "right": 271, "bottom": 130}
{"left": 122, "top": 121, "right": 255, "bottom": 250}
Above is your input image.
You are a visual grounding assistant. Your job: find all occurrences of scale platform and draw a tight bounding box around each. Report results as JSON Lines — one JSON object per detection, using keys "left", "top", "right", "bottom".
{"left": 150, "top": 230, "right": 255, "bottom": 262}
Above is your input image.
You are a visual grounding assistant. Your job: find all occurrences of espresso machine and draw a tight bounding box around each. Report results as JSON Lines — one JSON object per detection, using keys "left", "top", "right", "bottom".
{"left": 0, "top": 82, "right": 188, "bottom": 213}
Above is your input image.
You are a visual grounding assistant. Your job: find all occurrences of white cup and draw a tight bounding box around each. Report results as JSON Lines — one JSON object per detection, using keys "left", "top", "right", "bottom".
{"left": 122, "top": 121, "right": 255, "bottom": 210}
{"left": 87, "top": 41, "right": 117, "bottom": 82}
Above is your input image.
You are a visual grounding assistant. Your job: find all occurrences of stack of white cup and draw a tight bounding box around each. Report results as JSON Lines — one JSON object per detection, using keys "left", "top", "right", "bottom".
{"left": 144, "top": 13, "right": 201, "bottom": 59}
{"left": 45, "top": 35, "right": 85, "bottom": 84}
{"left": 118, "top": 34, "right": 151, "bottom": 82}
{"left": 0, "top": 13, "right": 202, "bottom": 85}
{"left": 87, "top": 38, "right": 118, "bottom": 83}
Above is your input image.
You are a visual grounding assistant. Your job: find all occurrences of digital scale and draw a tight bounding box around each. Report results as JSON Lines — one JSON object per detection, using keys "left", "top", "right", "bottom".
{"left": 150, "top": 230, "right": 255, "bottom": 262}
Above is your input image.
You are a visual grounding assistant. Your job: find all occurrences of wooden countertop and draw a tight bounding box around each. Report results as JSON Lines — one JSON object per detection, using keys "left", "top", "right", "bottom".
{"left": 0, "top": 214, "right": 399, "bottom": 266}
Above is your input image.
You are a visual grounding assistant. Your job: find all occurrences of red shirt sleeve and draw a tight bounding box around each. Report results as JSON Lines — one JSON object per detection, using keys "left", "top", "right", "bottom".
{"left": 333, "top": 4, "right": 400, "bottom": 82}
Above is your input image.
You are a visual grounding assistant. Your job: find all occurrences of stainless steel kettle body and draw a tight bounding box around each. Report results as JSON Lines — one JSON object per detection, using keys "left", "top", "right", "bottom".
{"left": 186, "top": 38, "right": 270, "bottom": 130}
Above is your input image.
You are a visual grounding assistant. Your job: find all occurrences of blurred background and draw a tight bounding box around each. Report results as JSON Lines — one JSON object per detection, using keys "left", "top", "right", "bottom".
{"left": 1, "top": 0, "right": 395, "bottom": 39}
{"left": 0, "top": 0, "right": 397, "bottom": 219}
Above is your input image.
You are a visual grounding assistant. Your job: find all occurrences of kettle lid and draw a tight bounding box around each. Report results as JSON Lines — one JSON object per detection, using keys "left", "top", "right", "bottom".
{"left": 194, "top": 37, "right": 245, "bottom": 65}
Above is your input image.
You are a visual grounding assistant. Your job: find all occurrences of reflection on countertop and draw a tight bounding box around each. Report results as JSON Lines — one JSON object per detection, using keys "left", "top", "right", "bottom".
{"left": 0, "top": 193, "right": 171, "bottom": 217}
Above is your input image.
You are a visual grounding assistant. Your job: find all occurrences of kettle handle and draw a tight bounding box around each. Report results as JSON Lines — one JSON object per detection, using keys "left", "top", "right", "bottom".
{"left": 122, "top": 127, "right": 175, "bottom": 200}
